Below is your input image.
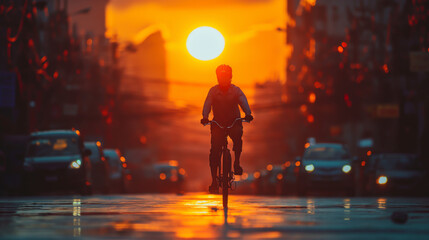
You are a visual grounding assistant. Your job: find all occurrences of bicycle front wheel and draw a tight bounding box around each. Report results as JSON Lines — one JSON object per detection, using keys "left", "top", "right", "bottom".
{"left": 222, "top": 149, "right": 231, "bottom": 209}
{"left": 222, "top": 179, "right": 228, "bottom": 208}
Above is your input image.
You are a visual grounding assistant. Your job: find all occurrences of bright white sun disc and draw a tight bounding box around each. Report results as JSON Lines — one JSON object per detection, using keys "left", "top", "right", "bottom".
{"left": 186, "top": 27, "right": 225, "bottom": 61}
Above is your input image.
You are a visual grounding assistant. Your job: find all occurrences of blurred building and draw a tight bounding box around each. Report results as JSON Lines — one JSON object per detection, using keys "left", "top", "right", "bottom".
{"left": 120, "top": 30, "right": 168, "bottom": 101}
{"left": 249, "top": 80, "right": 306, "bottom": 168}
{"left": 0, "top": 0, "right": 120, "bottom": 141}
{"left": 68, "top": 0, "right": 109, "bottom": 40}
{"left": 285, "top": 0, "right": 428, "bottom": 160}
{"left": 111, "top": 30, "right": 169, "bottom": 155}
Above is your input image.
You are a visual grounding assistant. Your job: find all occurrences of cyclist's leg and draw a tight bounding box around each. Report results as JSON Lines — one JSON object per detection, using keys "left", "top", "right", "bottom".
{"left": 209, "top": 125, "right": 223, "bottom": 190}
{"left": 229, "top": 122, "right": 243, "bottom": 175}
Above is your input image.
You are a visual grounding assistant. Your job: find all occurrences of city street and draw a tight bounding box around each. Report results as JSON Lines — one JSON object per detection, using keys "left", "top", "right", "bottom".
{"left": 1, "top": 194, "right": 429, "bottom": 239}
{"left": 1, "top": 0, "right": 429, "bottom": 239}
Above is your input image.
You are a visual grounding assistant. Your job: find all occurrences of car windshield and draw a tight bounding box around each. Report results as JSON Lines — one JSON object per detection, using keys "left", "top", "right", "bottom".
{"left": 104, "top": 151, "right": 121, "bottom": 171}
{"left": 304, "top": 146, "right": 349, "bottom": 160}
{"left": 154, "top": 166, "right": 178, "bottom": 179}
{"left": 27, "top": 136, "right": 80, "bottom": 157}
{"left": 85, "top": 145, "right": 101, "bottom": 163}
{"left": 377, "top": 156, "right": 419, "bottom": 171}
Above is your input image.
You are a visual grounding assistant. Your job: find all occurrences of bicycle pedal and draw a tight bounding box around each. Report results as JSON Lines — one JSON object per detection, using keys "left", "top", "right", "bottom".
{"left": 228, "top": 175, "right": 234, "bottom": 181}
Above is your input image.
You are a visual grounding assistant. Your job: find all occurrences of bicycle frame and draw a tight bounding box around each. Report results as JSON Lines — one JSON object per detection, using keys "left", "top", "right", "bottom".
{"left": 204, "top": 117, "right": 247, "bottom": 209}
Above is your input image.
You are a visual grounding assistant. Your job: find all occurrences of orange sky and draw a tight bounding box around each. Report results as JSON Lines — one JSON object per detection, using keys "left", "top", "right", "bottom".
{"left": 106, "top": 0, "right": 286, "bottom": 105}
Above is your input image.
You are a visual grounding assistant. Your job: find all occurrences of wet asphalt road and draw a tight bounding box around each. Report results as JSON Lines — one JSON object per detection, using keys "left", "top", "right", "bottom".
{"left": 0, "top": 194, "right": 429, "bottom": 239}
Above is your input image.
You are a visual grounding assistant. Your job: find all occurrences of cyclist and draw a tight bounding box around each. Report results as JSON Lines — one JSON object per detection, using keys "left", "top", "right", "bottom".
{"left": 201, "top": 64, "right": 253, "bottom": 194}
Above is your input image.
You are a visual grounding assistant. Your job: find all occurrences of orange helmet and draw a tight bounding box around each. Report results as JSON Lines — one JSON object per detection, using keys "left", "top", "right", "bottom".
{"left": 216, "top": 64, "right": 232, "bottom": 80}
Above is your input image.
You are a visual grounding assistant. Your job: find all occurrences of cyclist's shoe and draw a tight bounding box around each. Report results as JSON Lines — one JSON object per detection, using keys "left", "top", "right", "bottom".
{"left": 234, "top": 163, "right": 243, "bottom": 175}
{"left": 209, "top": 184, "right": 219, "bottom": 194}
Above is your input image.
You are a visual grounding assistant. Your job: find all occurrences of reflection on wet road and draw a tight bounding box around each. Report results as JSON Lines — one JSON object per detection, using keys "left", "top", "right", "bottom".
{"left": 1, "top": 194, "right": 429, "bottom": 239}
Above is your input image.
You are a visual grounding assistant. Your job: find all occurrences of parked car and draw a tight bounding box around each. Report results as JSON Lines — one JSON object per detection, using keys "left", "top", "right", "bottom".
{"left": 233, "top": 172, "right": 254, "bottom": 195}
{"left": 142, "top": 161, "right": 185, "bottom": 193}
{"left": 365, "top": 153, "right": 426, "bottom": 195}
{"left": 255, "top": 164, "right": 284, "bottom": 195}
{"left": 23, "top": 130, "right": 92, "bottom": 195}
{"left": 297, "top": 143, "right": 355, "bottom": 195}
{"left": 84, "top": 141, "right": 109, "bottom": 194}
{"left": 252, "top": 169, "right": 268, "bottom": 195}
{"left": 281, "top": 159, "right": 302, "bottom": 196}
{"left": 103, "top": 148, "right": 127, "bottom": 193}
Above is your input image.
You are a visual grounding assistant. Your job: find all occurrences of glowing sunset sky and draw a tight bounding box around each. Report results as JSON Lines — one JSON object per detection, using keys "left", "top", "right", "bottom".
{"left": 106, "top": 0, "right": 286, "bottom": 101}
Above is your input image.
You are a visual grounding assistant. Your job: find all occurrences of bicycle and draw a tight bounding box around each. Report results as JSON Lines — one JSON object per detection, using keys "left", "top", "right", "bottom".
{"left": 204, "top": 117, "right": 249, "bottom": 209}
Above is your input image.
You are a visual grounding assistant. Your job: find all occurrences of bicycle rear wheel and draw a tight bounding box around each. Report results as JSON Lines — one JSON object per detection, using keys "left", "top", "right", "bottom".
{"left": 222, "top": 149, "right": 232, "bottom": 209}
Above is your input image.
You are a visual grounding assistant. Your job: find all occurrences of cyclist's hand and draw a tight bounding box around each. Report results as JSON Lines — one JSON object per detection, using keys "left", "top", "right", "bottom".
{"left": 244, "top": 114, "right": 254, "bottom": 122}
{"left": 201, "top": 118, "right": 209, "bottom": 125}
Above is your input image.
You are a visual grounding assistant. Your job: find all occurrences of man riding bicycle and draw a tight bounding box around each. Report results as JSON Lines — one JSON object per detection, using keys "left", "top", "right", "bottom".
{"left": 201, "top": 64, "right": 253, "bottom": 194}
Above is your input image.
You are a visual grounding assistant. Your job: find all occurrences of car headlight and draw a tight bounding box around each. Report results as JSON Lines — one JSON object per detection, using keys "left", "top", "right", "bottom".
{"left": 69, "top": 159, "right": 82, "bottom": 169}
{"left": 377, "top": 175, "right": 388, "bottom": 185}
{"left": 342, "top": 165, "right": 352, "bottom": 173}
{"left": 305, "top": 164, "right": 315, "bottom": 172}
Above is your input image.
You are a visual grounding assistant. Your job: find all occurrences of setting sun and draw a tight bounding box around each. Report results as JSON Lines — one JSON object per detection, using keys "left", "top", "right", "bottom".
{"left": 186, "top": 27, "right": 225, "bottom": 61}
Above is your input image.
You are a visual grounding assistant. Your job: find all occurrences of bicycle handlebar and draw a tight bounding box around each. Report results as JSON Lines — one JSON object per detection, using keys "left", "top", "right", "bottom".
{"left": 203, "top": 118, "right": 248, "bottom": 129}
